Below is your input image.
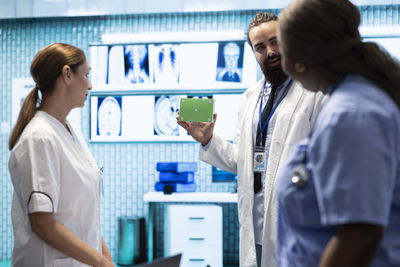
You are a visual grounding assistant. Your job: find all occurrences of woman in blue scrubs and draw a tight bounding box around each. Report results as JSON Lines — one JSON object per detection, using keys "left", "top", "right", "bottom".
{"left": 275, "top": 0, "right": 400, "bottom": 266}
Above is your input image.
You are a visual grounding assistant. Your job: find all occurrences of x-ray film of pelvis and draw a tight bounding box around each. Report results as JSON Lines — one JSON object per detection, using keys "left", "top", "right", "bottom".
{"left": 154, "top": 95, "right": 181, "bottom": 136}
{"left": 97, "top": 96, "right": 122, "bottom": 136}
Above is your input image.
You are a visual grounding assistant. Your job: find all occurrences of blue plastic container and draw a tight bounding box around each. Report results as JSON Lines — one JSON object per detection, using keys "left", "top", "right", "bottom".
{"left": 117, "top": 216, "right": 146, "bottom": 266}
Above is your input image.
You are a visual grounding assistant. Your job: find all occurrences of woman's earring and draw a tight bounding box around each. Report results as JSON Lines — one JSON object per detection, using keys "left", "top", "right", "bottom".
{"left": 294, "top": 63, "right": 306, "bottom": 74}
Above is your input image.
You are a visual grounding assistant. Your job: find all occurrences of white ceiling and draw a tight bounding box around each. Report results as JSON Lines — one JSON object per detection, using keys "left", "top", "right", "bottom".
{"left": 0, "top": 0, "right": 399, "bottom": 19}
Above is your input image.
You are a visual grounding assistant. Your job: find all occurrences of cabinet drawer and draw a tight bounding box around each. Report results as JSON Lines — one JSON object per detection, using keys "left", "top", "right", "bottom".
{"left": 180, "top": 253, "right": 222, "bottom": 267}
{"left": 168, "top": 248, "right": 222, "bottom": 267}
{"left": 168, "top": 222, "right": 221, "bottom": 241}
{"left": 165, "top": 204, "right": 222, "bottom": 231}
{"left": 169, "top": 234, "right": 222, "bottom": 252}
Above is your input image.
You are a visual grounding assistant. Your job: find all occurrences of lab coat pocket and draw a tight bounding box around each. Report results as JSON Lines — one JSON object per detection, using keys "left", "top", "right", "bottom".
{"left": 53, "top": 257, "right": 74, "bottom": 267}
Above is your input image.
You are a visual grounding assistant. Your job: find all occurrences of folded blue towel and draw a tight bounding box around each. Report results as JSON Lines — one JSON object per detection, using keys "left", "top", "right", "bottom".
{"left": 156, "top": 162, "right": 198, "bottom": 173}
{"left": 155, "top": 182, "right": 196, "bottom": 193}
{"left": 159, "top": 172, "right": 195, "bottom": 183}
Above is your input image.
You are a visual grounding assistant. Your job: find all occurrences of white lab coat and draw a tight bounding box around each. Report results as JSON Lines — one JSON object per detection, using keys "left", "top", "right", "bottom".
{"left": 199, "top": 79, "right": 327, "bottom": 267}
{"left": 8, "top": 111, "right": 102, "bottom": 267}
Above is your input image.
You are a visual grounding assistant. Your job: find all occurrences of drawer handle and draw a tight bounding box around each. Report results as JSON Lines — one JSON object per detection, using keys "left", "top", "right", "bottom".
{"left": 189, "top": 237, "right": 205, "bottom": 241}
{"left": 188, "top": 217, "right": 205, "bottom": 220}
{"left": 189, "top": 258, "right": 205, "bottom": 262}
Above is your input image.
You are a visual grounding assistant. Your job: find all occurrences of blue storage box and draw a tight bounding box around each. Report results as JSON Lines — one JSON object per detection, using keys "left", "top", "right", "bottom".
{"left": 155, "top": 182, "right": 196, "bottom": 193}
{"left": 159, "top": 172, "right": 194, "bottom": 183}
{"left": 156, "top": 162, "right": 198, "bottom": 173}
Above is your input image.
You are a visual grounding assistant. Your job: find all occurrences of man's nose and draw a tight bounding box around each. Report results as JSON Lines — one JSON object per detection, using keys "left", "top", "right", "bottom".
{"left": 267, "top": 49, "right": 278, "bottom": 58}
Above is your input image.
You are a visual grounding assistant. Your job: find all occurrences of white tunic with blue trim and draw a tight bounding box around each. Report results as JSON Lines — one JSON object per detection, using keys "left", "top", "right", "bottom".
{"left": 9, "top": 111, "right": 102, "bottom": 267}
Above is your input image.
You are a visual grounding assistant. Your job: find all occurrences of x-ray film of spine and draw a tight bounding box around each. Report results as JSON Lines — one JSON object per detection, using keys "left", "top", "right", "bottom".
{"left": 153, "top": 44, "right": 180, "bottom": 83}
{"left": 154, "top": 95, "right": 187, "bottom": 136}
{"left": 216, "top": 41, "right": 244, "bottom": 83}
{"left": 124, "top": 45, "right": 151, "bottom": 84}
{"left": 97, "top": 96, "right": 122, "bottom": 136}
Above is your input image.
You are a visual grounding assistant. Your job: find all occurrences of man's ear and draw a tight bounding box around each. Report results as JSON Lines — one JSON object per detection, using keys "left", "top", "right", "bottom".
{"left": 61, "top": 65, "right": 72, "bottom": 85}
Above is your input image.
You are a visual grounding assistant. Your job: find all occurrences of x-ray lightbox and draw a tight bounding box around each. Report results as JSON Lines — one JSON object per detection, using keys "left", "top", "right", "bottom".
{"left": 89, "top": 41, "right": 257, "bottom": 91}
{"left": 89, "top": 93, "right": 241, "bottom": 142}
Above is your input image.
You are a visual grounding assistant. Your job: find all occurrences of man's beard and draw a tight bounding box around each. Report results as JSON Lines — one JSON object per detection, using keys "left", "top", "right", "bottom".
{"left": 261, "top": 55, "right": 288, "bottom": 86}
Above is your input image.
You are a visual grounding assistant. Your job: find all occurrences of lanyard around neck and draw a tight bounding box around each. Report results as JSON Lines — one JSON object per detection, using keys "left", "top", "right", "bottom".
{"left": 258, "top": 79, "right": 293, "bottom": 144}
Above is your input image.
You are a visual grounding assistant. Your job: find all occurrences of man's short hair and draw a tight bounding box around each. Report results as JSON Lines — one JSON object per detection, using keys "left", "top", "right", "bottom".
{"left": 247, "top": 12, "right": 278, "bottom": 48}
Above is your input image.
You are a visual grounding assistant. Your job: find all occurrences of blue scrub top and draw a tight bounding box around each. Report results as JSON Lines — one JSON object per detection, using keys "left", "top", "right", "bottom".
{"left": 276, "top": 75, "right": 400, "bottom": 266}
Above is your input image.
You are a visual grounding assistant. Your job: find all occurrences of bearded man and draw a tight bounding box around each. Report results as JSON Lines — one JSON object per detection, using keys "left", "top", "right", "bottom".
{"left": 178, "top": 12, "right": 327, "bottom": 267}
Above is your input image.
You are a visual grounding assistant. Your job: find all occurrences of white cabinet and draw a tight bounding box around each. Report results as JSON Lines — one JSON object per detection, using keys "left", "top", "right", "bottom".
{"left": 164, "top": 204, "right": 223, "bottom": 267}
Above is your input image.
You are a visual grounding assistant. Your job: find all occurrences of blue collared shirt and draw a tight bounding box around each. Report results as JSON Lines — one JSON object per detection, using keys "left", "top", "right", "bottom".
{"left": 276, "top": 75, "right": 400, "bottom": 266}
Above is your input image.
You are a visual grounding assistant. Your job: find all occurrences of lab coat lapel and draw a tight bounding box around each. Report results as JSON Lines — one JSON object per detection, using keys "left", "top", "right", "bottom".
{"left": 267, "top": 81, "right": 304, "bottom": 180}
{"left": 243, "top": 79, "right": 265, "bottom": 138}
{"left": 275, "top": 82, "right": 303, "bottom": 143}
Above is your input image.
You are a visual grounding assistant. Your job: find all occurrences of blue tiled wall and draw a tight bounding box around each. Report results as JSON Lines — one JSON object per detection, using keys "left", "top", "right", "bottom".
{"left": 0, "top": 5, "right": 399, "bottom": 263}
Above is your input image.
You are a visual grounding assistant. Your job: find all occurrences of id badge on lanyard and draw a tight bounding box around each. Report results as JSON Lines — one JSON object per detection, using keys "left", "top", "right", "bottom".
{"left": 253, "top": 79, "right": 292, "bottom": 173}
{"left": 254, "top": 146, "right": 266, "bottom": 172}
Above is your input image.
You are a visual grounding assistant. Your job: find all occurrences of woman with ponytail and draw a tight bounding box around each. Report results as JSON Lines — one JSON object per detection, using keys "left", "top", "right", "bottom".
{"left": 274, "top": 0, "right": 400, "bottom": 266}
{"left": 8, "top": 43, "right": 114, "bottom": 267}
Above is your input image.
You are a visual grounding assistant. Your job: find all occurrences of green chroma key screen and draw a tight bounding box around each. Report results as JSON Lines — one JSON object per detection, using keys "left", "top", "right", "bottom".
{"left": 179, "top": 98, "right": 214, "bottom": 123}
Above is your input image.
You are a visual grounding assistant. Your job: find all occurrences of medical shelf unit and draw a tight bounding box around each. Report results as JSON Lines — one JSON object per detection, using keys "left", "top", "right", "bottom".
{"left": 164, "top": 204, "right": 222, "bottom": 267}
{"left": 144, "top": 192, "right": 237, "bottom": 266}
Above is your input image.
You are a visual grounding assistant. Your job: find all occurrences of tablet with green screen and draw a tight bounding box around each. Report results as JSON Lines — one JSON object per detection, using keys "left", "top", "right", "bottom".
{"left": 179, "top": 98, "right": 214, "bottom": 122}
